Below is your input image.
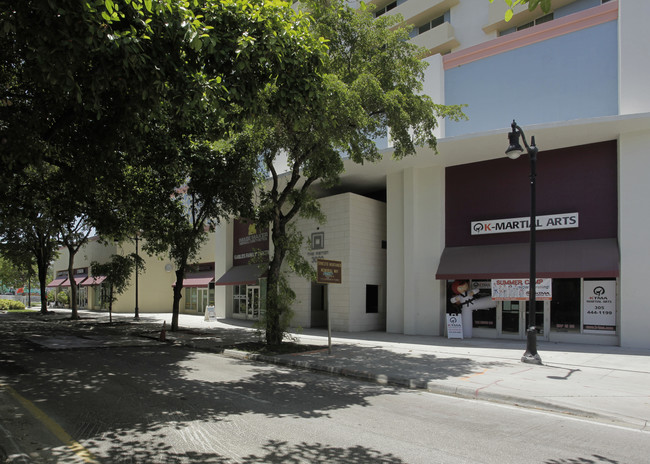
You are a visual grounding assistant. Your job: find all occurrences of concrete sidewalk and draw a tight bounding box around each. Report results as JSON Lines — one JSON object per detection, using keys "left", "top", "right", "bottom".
{"left": 122, "top": 311, "right": 650, "bottom": 431}
{"left": 33, "top": 310, "right": 650, "bottom": 431}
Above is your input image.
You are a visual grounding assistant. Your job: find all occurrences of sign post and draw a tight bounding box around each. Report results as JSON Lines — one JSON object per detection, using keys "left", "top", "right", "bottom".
{"left": 317, "top": 259, "right": 342, "bottom": 354}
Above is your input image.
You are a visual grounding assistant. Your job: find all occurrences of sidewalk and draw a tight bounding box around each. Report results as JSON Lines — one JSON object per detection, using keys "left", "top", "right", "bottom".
{"left": 22, "top": 309, "right": 650, "bottom": 431}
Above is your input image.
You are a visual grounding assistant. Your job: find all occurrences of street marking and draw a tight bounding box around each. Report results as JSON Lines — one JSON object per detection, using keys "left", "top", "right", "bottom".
{"left": 460, "top": 369, "right": 488, "bottom": 380}
{"left": 1, "top": 384, "right": 99, "bottom": 463}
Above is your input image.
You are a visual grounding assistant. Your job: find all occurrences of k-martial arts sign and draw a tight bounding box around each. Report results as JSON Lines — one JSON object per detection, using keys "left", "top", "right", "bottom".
{"left": 471, "top": 213, "right": 579, "bottom": 235}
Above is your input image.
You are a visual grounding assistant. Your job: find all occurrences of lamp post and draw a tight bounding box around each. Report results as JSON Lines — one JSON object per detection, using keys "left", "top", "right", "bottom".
{"left": 133, "top": 234, "right": 140, "bottom": 321}
{"left": 505, "top": 120, "right": 542, "bottom": 365}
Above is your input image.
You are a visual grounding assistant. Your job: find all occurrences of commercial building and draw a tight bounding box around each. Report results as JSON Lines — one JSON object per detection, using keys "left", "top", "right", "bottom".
{"left": 46, "top": 1, "right": 649, "bottom": 349}
{"left": 214, "top": 0, "right": 650, "bottom": 349}
{"left": 47, "top": 234, "right": 217, "bottom": 315}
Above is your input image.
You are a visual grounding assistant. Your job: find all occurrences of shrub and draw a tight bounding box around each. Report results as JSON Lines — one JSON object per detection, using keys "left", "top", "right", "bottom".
{"left": 57, "top": 291, "right": 69, "bottom": 306}
{"left": 0, "top": 299, "right": 26, "bottom": 310}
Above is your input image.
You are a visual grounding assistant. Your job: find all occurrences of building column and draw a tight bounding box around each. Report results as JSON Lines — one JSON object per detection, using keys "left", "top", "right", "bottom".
{"left": 618, "top": 130, "right": 650, "bottom": 348}
{"left": 387, "top": 165, "right": 446, "bottom": 335}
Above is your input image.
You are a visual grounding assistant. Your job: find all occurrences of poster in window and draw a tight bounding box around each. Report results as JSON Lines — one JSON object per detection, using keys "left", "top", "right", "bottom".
{"left": 583, "top": 280, "right": 616, "bottom": 333}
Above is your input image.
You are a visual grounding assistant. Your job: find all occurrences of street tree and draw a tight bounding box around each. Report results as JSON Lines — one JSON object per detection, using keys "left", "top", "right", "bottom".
{"left": 58, "top": 215, "right": 93, "bottom": 320}
{"left": 0, "top": 256, "right": 27, "bottom": 290}
{"left": 253, "top": 0, "right": 466, "bottom": 345}
{"left": 140, "top": 126, "right": 262, "bottom": 331}
{"left": 0, "top": 165, "right": 61, "bottom": 314}
{"left": 91, "top": 253, "right": 144, "bottom": 323}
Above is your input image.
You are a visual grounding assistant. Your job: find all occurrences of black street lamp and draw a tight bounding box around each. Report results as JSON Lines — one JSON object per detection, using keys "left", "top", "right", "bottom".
{"left": 506, "top": 120, "right": 542, "bottom": 365}
{"left": 133, "top": 234, "right": 140, "bottom": 321}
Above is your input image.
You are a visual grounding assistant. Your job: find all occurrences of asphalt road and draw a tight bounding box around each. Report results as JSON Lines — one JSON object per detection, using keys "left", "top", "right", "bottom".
{"left": 1, "top": 341, "right": 649, "bottom": 464}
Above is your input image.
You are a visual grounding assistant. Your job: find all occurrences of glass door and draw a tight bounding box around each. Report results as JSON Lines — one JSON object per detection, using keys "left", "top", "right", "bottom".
{"left": 78, "top": 286, "right": 89, "bottom": 309}
{"left": 198, "top": 288, "right": 208, "bottom": 313}
{"left": 246, "top": 286, "right": 260, "bottom": 319}
{"left": 498, "top": 300, "right": 549, "bottom": 340}
{"left": 501, "top": 301, "right": 522, "bottom": 337}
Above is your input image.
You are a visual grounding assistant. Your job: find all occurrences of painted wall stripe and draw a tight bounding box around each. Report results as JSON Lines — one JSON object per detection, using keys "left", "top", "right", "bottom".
{"left": 443, "top": 1, "right": 618, "bottom": 70}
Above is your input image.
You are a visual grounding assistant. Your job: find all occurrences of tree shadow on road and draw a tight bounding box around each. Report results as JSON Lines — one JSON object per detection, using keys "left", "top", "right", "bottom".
{"left": 0, "top": 315, "right": 490, "bottom": 463}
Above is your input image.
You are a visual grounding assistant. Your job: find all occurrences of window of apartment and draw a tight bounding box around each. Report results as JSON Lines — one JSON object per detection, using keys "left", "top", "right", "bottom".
{"left": 499, "top": 12, "right": 554, "bottom": 36}
{"left": 366, "top": 285, "right": 379, "bottom": 313}
{"left": 418, "top": 13, "right": 446, "bottom": 35}
{"left": 374, "top": 1, "right": 397, "bottom": 18}
{"left": 517, "top": 12, "right": 553, "bottom": 31}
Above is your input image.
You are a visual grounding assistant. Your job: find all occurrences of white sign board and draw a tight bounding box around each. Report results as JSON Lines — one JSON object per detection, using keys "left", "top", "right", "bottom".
{"left": 583, "top": 281, "right": 616, "bottom": 333}
{"left": 446, "top": 313, "right": 464, "bottom": 339}
{"left": 491, "top": 278, "right": 552, "bottom": 301}
{"left": 204, "top": 305, "right": 217, "bottom": 322}
{"left": 472, "top": 213, "right": 578, "bottom": 235}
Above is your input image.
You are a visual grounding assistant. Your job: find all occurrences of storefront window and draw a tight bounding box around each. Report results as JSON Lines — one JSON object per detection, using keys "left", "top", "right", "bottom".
{"left": 446, "top": 280, "right": 496, "bottom": 329}
{"left": 551, "top": 278, "right": 580, "bottom": 332}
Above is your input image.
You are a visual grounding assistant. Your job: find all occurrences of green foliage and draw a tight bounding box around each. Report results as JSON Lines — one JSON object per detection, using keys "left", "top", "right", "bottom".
{"left": 1, "top": 0, "right": 327, "bottom": 326}
{"left": 489, "top": 0, "right": 552, "bottom": 22}
{"left": 57, "top": 291, "right": 70, "bottom": 306}
{"left": 255, "top": 0, "right": 465, "bottom": 345}
{"left": 91, "top": 253, "right": 144, "bottom": 304}
{"left": 0, "top": 299, "right": 26, "bottom": 311}
{"left": 0, "top": 256, "right": 25, "bottom": 289}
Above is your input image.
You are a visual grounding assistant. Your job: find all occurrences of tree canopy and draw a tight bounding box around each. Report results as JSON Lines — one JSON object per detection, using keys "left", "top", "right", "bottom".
{"left": 1, "top": 0, "right": 327, "bottom": 321}
{"left": 252, "top": 0, "right": 466, "bottom": 345}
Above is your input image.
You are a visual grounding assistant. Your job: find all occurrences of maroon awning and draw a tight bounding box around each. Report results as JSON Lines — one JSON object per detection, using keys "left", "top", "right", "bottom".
{"left": 47, "top": 277, "right": 68, "bottom": 288}
{"left": 435, "top": 238, "right": 619, "bottom": 280}
{"left": 215, "top": 264, "right": 267, "bottom": 286}
{"left": 81, "top": 276, "right": 107, "bottom": 286}
{"left": 171, "top": 272, "right": 215, "bottom": 288}
{"left": 61, "top": 276, "right": 88, "bottom": 287}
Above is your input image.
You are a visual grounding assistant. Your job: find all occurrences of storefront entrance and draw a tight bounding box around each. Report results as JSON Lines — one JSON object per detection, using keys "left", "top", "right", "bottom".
{"left": 78, "top": 286, "right": 89, "bottom": 309}
{"left": 197, "top": 288, "right": 209, "bottom": 314}
{"left": 498, "top": 300, "right": 549, "bottom": 340}
{"left": 246, "top": 286, "right": 261, "bottom": 319}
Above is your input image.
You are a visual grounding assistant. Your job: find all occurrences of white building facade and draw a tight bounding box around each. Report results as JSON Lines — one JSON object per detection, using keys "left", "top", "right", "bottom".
{"left": 214, "top": 0, "right": 650, "bottom": 349}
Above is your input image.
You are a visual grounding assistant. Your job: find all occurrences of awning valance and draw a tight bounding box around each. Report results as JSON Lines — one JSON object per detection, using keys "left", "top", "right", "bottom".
{"left": 182, "top": 272, "right": 215, "bottom": 288}
{"left": 81, "top": 276, "right": 107, "bottom": 286}
{"left": 171, "top": 272, "right": 215, "bottom": 288}
{"left": 435, "top": 238, "right": 619, "bottom": 280}
{"left": 47, "top": 277, "right": 68, "bottom": 288}
{"left": 215, "top": 264, "right": 266, "bottom": 286}
{"left": 61, "top": 276, "right": 88, "bottom": 287}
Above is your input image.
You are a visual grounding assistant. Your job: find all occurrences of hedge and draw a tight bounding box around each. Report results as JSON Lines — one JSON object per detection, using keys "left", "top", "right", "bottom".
{"left": 0, "top": 299, "right": 26, "bottom": 310}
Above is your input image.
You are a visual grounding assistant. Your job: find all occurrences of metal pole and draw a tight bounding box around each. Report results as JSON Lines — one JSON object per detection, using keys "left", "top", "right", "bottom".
{"left": 326, "top": 285, "right": 332, "bottom": 355}
{"left": 522, "top": 138, "right": 541, "bottom": 364}
{"left": 134, "top": 235, "right": 140, "bottom": 320}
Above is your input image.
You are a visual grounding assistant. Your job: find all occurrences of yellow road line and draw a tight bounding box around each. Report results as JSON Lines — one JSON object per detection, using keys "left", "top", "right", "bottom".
{"left": 1, "top": 383, "right": 99, "bottom": 463}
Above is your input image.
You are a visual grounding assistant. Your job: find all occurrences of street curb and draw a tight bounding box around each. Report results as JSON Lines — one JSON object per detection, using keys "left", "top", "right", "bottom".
{"left": 220, "top": 348, "right": 641, "bottom": 429}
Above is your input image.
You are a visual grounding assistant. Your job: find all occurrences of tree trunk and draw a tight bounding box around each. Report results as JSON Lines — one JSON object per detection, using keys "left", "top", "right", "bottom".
{"left": 67, "top": 250, "right": 79, "bottom": 320}
{"left": 172, "top": 266, "right": 185, "bottom": 331}
{"left": 37, "top": 259, "right": 48, "bottom": 315}
{"left": 265, "top": 219, "right": 287, "bottom": 346}
{"left": 109, "top": 285, "right": 113, "bottom": 324}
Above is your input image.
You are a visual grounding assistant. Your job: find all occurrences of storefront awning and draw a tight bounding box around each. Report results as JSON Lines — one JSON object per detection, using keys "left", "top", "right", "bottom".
{"left": 81, "top": 276, "right": 107, "bottom": 286}
{"left": 176, "top": 272, "right": 215, "bottom": 288}
{"left": 61, "top": 276, "right": 88, "bottom": 287}
{"left": 215, "top": 264, "right": 267, "bottom": 286}
{"left": 47, "top": 277, "right": 68, "bottom": 288}
{"left": 435, "top": 238, "right": 619, "bottom": 280}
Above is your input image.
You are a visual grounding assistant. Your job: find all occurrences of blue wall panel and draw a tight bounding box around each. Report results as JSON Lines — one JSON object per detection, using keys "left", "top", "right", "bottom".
{"left": 445, "top": 21, "right": 618, "bottom": 137}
